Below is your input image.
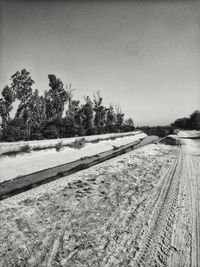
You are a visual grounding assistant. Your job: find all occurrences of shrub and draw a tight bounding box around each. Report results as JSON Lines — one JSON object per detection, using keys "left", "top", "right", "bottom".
{"left": 71, "top": 138, "right": 86, "bottom": 149}
{"left": 159, "top": 136, "right": 180, "bottom": 146}
{"left": 20, "top": 144, "right": 31, "bottom": 153}
{"left": 55, "top": 141, "right": 63, "bottom": 152}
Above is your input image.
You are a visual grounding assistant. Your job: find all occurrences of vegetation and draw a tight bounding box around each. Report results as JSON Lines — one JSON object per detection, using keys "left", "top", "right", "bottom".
{"left": 0, "top": 69, "right": 134, "bottom": 142}
{"left": 138, "top": 126, "right": 174, "bottom": 138}
{"left": 1, "top": 69, "right": 198, "bottom": 142}
{"left": 171, "top": 110, "right": 200, "bottom": 130}
{"left": 72, "top": 138, "right": 86, "bottom": 149}
{"left": 55, "top": 141, "right": 63, "bottom": 152}
{"left": 19, "top": 144, "right": 31, "bottom": 153}
{"left": 138, "top": 110, "right": 200, "bottom": 138}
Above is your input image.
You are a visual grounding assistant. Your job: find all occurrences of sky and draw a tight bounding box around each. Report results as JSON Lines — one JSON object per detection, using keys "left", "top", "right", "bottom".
{"left": 0, "top": 0, "right": 200, "bottom": 126}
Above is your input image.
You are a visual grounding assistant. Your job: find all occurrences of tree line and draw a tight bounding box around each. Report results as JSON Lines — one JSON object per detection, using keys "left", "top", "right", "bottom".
{"left": 138, "top": 110, "right": 200, "bottom": 138}
{"left": 171, "top": 110, "right": 200, "bottom": 130}
{"left": 137, "top": 125, "right": 174, "bottom": 138}
{"left": 0, "top": 69, "right": 134, "bottom": 142}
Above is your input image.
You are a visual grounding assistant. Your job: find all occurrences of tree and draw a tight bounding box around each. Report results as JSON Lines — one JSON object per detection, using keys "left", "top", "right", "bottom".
{"left": 44, "top": 74, "right": 68, "bottom": 120}
{"left": 115, "top": 104, "right": 124, "bottom": 131}
{"left": 11, "top": 69, "right": 33, "bottom": 102}
{"left": 10, "top": 69, "right": 35, "bottom": 140}
{"left": 171, "top": 111, "right": 200, "bottom": 130}
{"left": 93, "top": 91, "right": 107, "bottom": 134}
{"left": 81, "top": 96, "right": 95, "bottom": 135}
{"left": 65, "top": 83, "right": 76, "bottom": 112}
{"left": 62, "top": 84, "right": 86, "bottom": 137}
{"left": 64, "top": 100, "right": 83, "bottom": 137}
{"left": 1, "top": 117, "right": 24, "bottom": 142}
{"left": 171, "top": 117, "right": 190, "bottom": 130}
{"left": 189, "top": 110, "right": 200, "bottom": 130}
{"left": 125, "top": 118, "right": 134, "bottom": 126}
{"left": 43, "top": 123, "right": 60, "bottom": 139}
{"left": 123, "top": 117, "right": 135, "bottom": 132}
{"left": 105, "top": 104, "right": 116, "bottom": 132}
{"left": 0, "top": 85, "right": 15, "bottom": 128}
{"left": 28, "top": 90, "right": 46, "bottom": 125}
{"left": 26, "top": 90, "right": 46, "bottom": 139}
{"left": 0, "top": 69, "right": 136, "bottom": 141}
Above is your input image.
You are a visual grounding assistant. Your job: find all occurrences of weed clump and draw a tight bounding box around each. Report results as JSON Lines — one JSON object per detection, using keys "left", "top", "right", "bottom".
{"left": 55, "top": 141, "right": 63, "bottom": 152}
{"left": 70, "top": 138, "right": 86, "bottom": 149}
{"left": 20, "top": 144, "right": 31, "bottom": 153}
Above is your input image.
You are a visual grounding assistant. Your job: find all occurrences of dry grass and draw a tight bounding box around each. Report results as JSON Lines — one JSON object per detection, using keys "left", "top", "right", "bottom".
{"left": 55, "top": 141, "right": 63, "bottom": 152}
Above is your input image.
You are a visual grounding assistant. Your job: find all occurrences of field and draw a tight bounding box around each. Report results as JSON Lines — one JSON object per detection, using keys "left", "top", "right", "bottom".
{"left": 0, "top": 130, "right": 199, "bottom": 266}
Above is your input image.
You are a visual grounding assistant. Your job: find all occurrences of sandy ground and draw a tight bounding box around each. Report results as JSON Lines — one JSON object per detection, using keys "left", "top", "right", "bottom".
{"left": 0, "top": 133, "right": 146, "bottom": 183}
{"left": 0, "top": 131, "right": 199, "bottom": 267}
{"left": 169, "top": 133, "right": 200, "bottom": 267}
{"left": 0, "top": 142, "right": 179, "bottom": 266}
{"left": 178, "top": 130, "right": 200, "bottom": 138}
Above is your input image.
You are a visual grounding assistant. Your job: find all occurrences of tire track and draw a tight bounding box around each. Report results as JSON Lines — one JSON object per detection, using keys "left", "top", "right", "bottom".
{"left": 168, "top": 155, "right": 192, "bottom": 267}
{"left": 188, "top": 155, "right": 200, "bottom": 267}
{"left": 130, "top": 154, "right": 182, "bottom": 267}
{"left": 168, "top": 139, "right": 200, "bottom": 267}
{"left": 100, "top": 157, "right": 180, "bottom": 267}
{"left": 27, "top": 211, "right": 72, "bottom": 267}
{"left": 14, "top": 145, "right": 180, "bottom": 267}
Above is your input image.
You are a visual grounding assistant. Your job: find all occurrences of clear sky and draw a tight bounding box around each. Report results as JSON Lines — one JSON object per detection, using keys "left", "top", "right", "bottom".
{"left": 0, "top": 0, "right": 200, "bottom": 126}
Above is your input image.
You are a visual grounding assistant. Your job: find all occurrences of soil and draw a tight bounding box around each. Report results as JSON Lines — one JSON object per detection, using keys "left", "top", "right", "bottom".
{"left": 0, "top": 131, "right": 199, "bottom": 267}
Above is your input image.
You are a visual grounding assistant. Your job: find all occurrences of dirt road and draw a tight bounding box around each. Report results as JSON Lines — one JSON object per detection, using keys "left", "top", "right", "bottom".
{"left": 131, "top": 132, "right": 200, "bottom": 267}
{"left": 169, "top": 132, "right": 200, "bottom": 267}
{"left": 0, "top": 131, "right": 199, "bottom": 266}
